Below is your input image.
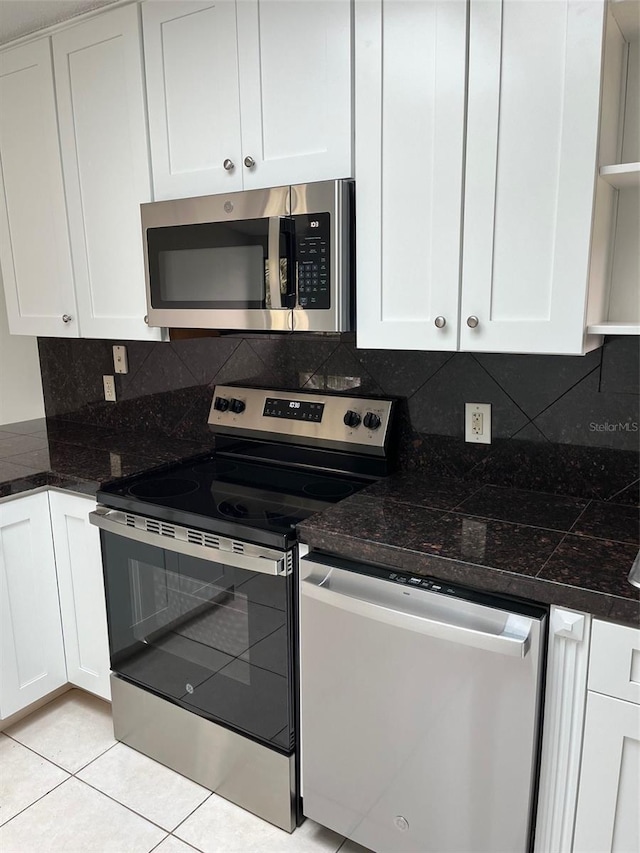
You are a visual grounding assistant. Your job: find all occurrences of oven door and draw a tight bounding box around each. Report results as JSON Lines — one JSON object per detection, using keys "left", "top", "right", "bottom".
{"left": 142, "top": 186, "right": 295, "bottom": 331}
{"left": 93, "top": 515, "right": 295, "bottom": 755}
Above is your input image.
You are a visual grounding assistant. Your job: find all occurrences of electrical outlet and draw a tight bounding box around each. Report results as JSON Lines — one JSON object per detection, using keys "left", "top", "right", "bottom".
{"left": 465, "top": 403, "right": 491, "bottom": 444}
{"left": 103, "top": 375, "right": 117, "bottom": 402}
{"left": 109, "top": 452, "right": 122, "bottom": 478}
{"left": 113, "top": 345, "right": 128, "bottom": 374}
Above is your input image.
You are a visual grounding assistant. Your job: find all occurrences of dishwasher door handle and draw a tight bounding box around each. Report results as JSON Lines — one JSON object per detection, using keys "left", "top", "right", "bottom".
{"left": 301, "top": 576, "right": 532, "bottom": 658}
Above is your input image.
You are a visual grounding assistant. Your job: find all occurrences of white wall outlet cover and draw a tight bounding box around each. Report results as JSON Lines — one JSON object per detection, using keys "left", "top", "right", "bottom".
{"left": 465, "top": 402, "right": 491, "bottom": 444}
{"left": 103, "top": 375, "right": 116, "bottom": 402}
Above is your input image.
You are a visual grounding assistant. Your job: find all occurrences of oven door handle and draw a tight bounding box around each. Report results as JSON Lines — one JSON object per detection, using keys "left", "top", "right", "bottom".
{"left": 89, "top": 509, "right": 290, "bottom": 576}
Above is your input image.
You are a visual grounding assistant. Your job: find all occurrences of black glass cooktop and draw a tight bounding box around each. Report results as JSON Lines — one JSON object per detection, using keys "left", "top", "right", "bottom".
{"left": 98, "top": 453, "right": 370, "bottom": 547}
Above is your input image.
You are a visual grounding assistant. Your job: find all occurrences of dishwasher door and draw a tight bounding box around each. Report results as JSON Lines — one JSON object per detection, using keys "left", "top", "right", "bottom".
{"left": 299, "top": 554, "right": 547, "bottom": 853}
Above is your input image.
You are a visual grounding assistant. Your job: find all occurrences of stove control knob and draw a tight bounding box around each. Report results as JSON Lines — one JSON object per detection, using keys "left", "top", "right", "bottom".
{"left": 343, "top": 410, "right": 361, "bottom": 429}
{"left": 363, "top": 412, "right": 381, "bottom": 431}
{"left": 214, "top": 396, "right": 229, "bottom": 412}
{"left": 229, "top": 398, "right": 245, "bottom": 414}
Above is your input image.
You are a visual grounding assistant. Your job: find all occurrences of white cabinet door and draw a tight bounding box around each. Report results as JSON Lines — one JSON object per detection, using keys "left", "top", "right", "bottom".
{"left": 237, "top": 0, "right": 353, "bottom": 190}
{"left": 0, "top": 38, "right": 77, "bottom": 337}
{"left": 534, "top": 609, "right": 591, "bottom": 853}
{"left": 49, "top": 492, "right": 111, "bottom": 702}
{"left": 354, "top": 0, "right": 467, "bottom": 350}
{"left": 143, "top": 0, "right": 352, "bottom": 200}
{"left": 143, "top": 0, "right": 243, "bottom": 200}
{"left": 53, "top": 4, "right": 159, "bottom": 341}
{"left": 460, "top": 0, "right": 606, "bottom": 355}
{"left": 573, "top": 692, "right": 640, "bottom": 853}
{"left": 0, "top": 492, "right": 66, "bottom": 720}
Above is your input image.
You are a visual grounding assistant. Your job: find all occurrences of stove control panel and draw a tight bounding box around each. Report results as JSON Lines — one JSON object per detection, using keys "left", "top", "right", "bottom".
{"left": 209, "top": 386, "right": 394, "bottom": 454}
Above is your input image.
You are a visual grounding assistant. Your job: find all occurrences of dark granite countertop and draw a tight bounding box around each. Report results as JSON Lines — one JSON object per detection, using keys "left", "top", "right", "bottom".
{"left": 0, "top": 417, "right": 214, "bottom": 499}
{"left": 298, "top": 472, "right": 640, "bottom": 628}
{"left": 4, "top": 419, "right": 638, "bottom": 627}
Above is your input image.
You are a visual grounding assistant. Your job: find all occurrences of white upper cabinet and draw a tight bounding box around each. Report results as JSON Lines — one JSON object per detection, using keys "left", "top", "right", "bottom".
{"left": 355, "top": 0, "right": 467, "bottom": 351}
{"left": 460, "top": 0, "right": 606, "bottom": 354}
{"left": 143, "top": 0, "right": 243, "bottom": 199}
{"left": 236, "top": 0, "right": 352, "bottom": 190}
{"left": 0, "top": 38, "right": 77, "bottom": 337}
{"left": 355, "top": 0, "right": 615, "bottom": 355}
{"left": 143, "top": 0, "right": 353, "bottom": 200}
{"left": 53, "top": 4, "right": 158, "bottom": 340}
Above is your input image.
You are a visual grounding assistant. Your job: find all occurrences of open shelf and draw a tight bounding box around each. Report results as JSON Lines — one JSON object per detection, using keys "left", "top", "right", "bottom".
{"left": 587, "top": 322, "right": 640, "bottom": 336}
{"left": 599, "top": 162, "right": 640, "bottom": 188}
{"left": 611, "top": 0, "right": 640, "bottom": 41}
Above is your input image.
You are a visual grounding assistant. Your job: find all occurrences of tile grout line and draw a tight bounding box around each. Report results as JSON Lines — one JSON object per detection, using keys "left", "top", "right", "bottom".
{"left": 607, "top": 477, "right": 640, "bottom": 503}
{"left": 70, "top": 775, "right": 180, "bottom": 837}
{"left": 147, "top": 831, "right": 171, "bottom": 853}
{"left": 1, "top": 736, "right": 211, "bottom": 848}
{"left": 71, "top": 739, "right": 119, "bottom": 774}
{"left": 567, "top": 499, "right": 594, "bottom": 536}
{"left": 168, "top": 830, "right": 208, "bottom": 853}
{"left": 404, "top": 352, "right": 456, "bottom": 403}
{"left": 1, "top": 731, "right": 78, "bottom": 776}
{"left": 534, "top": 530, "right": 571, "bottom": 578}
{"left": 170, "top": 791, "right": 214, "bottom": 839}
{"left": 0, "top": 775, "right": 70, "bottom": 830}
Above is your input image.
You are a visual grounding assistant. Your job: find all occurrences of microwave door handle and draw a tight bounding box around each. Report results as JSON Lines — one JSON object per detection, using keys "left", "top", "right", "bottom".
{"left": 268, "top": 216, "right": 283, "bottom": 309}
{"left": 284, "top": 218, "right": 297, "bottom": 308}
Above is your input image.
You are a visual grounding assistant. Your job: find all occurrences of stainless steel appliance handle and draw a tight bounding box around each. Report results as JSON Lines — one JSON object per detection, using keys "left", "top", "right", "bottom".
{"left": 89, "top": 508, "right": 289, "bottom": 576}
{"left": 301, "top": 574, "right": 532, "bottom": 658}
{"left": 268, "top": 216, "right": 284, "bottom": 309}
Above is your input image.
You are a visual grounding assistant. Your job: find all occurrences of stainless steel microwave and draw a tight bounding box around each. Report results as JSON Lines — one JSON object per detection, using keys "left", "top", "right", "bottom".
{"left": 141, "top": 179, "right": 353, "bottom": 333}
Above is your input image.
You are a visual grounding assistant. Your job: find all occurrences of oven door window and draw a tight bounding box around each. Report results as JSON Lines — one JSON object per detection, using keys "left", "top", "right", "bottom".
{"left": 101, "top": 533, "right": 293, "bottom": 753}
{"left": 147, "top": 219, "right": 292, "bottom": 311}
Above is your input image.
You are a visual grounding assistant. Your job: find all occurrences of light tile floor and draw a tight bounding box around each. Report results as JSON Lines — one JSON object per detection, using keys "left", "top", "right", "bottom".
{"left": 0, "top": 690, "right": 371, "bottom": 853}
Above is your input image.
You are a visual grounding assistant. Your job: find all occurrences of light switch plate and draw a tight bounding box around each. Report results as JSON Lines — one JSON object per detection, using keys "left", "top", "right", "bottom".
{"left": 465, "top": 402, "right": 491, "bottom": 444}
{"left": 113, "top": 345, "right": 128, "bottom": 374}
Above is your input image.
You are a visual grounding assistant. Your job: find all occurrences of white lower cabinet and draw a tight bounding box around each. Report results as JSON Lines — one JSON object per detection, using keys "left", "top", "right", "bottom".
{"left": 573, "top": 692, "right": 640, "bottom": 853}
{"left": 534, "top": 608, "right": 591, "bottom": 853}
{"left": 573, "top": 619, "right": 640, "bottom": 853}
{"left": 534, "top": 611, "right": 640, "bottom": 853}
{"left": 49, "top": 492, "right": 111, "bottom": 702}
{"left": 0, "top": 490, "right": 110, "bottom": 721}
{"left": 0, "top": 492, "right": 67, "bottom": 719}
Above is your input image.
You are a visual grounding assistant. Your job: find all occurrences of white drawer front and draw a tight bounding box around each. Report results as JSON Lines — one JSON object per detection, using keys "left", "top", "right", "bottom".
{"left": 589, "top": 619, "right": 640, "bottom": 704}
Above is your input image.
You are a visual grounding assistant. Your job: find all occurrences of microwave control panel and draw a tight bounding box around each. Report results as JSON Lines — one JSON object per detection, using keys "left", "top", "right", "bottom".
{"left": 295, "top": 213, "right": 330, "bottom": 310}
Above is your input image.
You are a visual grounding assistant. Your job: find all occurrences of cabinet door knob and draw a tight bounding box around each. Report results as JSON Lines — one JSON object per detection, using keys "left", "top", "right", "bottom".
{"left": 466, "top": 315, "right": 479, "bottom": 328}
{"left": 244, "top": 156, "right": 256, "bottom": 168}
{"left": 223, "top": 159, "right": 235, "bottom": 171}
{"left": 62, "top": 314, "right": 73, "bottom": 324}
{"left": 434, "top": 316, "right": 446, "bottom": 328}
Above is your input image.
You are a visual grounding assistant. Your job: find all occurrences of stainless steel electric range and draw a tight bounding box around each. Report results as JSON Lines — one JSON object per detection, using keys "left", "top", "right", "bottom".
{"left": 90, "top": 385, "right": 395, "bottom": 833}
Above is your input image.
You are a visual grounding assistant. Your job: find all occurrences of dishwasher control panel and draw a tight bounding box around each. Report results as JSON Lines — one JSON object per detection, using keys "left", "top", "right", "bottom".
{"left": 388, "top": 572, "right": 460, "bottom": 596}
{"left": 316, "top": 555, "right": 548, "bottom": 619}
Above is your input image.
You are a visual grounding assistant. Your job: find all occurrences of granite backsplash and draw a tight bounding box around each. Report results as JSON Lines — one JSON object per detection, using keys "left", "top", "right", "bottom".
{"left": 37, "top": 333, "right": 639, "bottom": 505}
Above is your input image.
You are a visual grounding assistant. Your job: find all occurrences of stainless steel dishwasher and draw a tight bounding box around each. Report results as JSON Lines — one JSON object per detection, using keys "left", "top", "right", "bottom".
{"left": 299, "top": 553, "right": 547, "bottom": 853}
